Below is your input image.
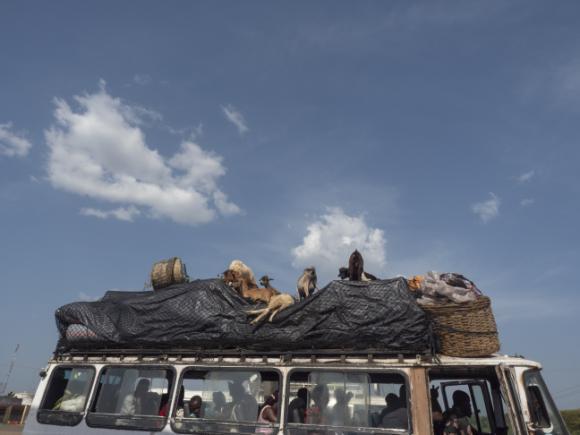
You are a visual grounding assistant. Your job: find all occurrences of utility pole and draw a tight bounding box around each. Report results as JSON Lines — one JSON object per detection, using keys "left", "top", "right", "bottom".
{"left": 0, "top": 344, "right": 20, "bottom": 395}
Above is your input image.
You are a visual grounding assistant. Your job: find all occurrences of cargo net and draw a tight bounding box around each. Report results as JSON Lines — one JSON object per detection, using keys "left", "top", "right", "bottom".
{"left": 55, "top": 278, "right": 437, "bottom": 355}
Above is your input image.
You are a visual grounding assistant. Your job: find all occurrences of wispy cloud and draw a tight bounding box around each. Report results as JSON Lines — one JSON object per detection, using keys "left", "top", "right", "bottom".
{"left": 291, "top": 207, "right": 387, "bottom": 283}
{"left": 517, "top": 170, "right": 535, "bottom": 183}
{"left": 80, "top": 206, "right": 141, "bottom": 222}
{"left": 0, "top": 122, "right": 32, "bottom": 158}
{"left": 471, "top": 193, "right": 500, "bottom": 223}
{"left": 133, "top": 73, "right": 152, "bottom": 86}
{"left": 222, "top": 104, "right": 249, "bottom": 134}
{"left": 520, "top": 198, "right": 535, "bottom": 207}
{"left": 168, "top": 123, "right": 204, "bottom": 141}
{"left": 520, "top": 58, "right": 580, "bottom": 107}
{"left": 46, "top": 81, "right": 240, "bottom": 226}
{"left": 77, "top": 292, "right": 99, "bottom": 302}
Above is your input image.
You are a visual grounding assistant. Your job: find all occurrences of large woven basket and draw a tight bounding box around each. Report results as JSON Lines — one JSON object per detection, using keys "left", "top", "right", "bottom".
{"left": 421, "top": 296, "right": 500, "bottom": 357}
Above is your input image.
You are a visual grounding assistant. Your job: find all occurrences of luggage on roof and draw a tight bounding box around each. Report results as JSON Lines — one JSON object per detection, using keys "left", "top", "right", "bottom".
{"left": 54, "top": 277, "right": 437, "bottom": 355}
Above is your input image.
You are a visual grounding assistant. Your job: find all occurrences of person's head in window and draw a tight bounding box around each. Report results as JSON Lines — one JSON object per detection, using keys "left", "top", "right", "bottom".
{"left": 213, "top": 391, "right": 226, "bottom": 409}
{"left": 385, "top": 393, "right": 400, "bottom": 410}
{"left": 135, "top": 379, "right": 150, "bottom": 398}
{"left": 264, "top": 393, "right": 277, "bottom": 407}
{"left": 310, "top": 384, "right": 329, "bottom": 410}
{"left": 189, "top": 395, "right": 203, "bottom": 418}
{"left": 451, "top": 391, "right": 472, "bottom": 418}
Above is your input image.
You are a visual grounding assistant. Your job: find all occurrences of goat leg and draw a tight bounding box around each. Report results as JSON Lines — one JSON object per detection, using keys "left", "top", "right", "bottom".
{"left": 250, "top": 309, "right": 271, "bottom": 325}
{"left": 246, "top": 307, "right": 266, "bottom": 315}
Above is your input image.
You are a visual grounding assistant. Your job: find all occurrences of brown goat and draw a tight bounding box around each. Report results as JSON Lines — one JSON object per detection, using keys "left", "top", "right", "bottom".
{"left": 223, "top": 269, "right": 278, "bottom": 304}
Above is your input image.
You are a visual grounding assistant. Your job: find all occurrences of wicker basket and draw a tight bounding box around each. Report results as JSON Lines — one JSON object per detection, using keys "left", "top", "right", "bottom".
{"left": 150, "top": 257, "right": 188, "bottom": 290}
{"left": 421, "top": 296, "right": 500, "bottom": 357}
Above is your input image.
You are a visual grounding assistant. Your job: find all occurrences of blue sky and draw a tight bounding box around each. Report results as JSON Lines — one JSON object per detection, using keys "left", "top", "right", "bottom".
{"left": 1, "top": 1, "right": 580, "bottom": 408}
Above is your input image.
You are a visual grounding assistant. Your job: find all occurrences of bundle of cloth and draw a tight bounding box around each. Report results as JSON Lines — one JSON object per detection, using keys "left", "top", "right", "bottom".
{"left": 407, "top": 272, "right": 483, "bottom": 305}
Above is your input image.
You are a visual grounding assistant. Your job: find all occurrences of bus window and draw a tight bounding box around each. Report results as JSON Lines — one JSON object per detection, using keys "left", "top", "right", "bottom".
{"left": 286, "top": 370, "right": 409, "bottom": 435}
{"left": 172, "top": 368, "right": 280, "bottom": 434}
{"left": 523, "top": 369, "right": 568, "bottom": 435}
{"left": 37, "top": 366, "right": 94, "bottom": 426}
{"left": 86, "top": 366, "right": 174, "bottom": 431}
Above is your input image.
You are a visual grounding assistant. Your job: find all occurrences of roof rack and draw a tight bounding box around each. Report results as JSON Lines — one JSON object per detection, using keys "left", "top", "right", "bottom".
{"left": 55, "top": 347, "right": 434, "bottom": 360}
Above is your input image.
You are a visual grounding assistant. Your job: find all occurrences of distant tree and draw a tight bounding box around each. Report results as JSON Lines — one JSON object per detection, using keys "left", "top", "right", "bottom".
{"left": 561, "top": 409, "right": 580, "bottom": 434}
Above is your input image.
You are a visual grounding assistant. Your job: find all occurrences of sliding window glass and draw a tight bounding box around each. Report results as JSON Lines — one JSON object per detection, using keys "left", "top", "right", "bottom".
{"left": 86, "top": 366, "right": 174, "bottom": 431}
{"left": 286, "top": 370, "right": 410, "bottom": 435}
{"left": 172, "top": 368, "right": 280, "bottom": 434}
{"left": 37, "top": 366, "right": 94, "bottom": 426}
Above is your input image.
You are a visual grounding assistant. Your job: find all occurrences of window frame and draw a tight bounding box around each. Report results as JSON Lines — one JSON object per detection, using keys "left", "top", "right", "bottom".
{"left": 36, "top": 364, "right": 96, "bottom": 427}
{"left": 170, "top": 365, "right": 283, "bottom": 434}
{"left": 85, "top": 364, "right": 177, "bottom": 432}
{"left": 284, "top": 366, "right": 412, "bottom": 434}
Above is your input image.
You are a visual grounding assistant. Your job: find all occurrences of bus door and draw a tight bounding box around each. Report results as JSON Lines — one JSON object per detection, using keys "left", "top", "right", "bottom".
{"left": 441, "top": 380, "right": 496, "bottom": 435}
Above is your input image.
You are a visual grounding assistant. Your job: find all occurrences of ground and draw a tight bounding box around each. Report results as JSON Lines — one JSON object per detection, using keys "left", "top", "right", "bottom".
{"left": 0, "top": 425, "right": 22, "bottom": 434}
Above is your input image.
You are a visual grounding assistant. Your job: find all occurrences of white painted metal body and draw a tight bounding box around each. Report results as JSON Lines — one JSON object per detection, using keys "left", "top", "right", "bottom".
{"left": 21, "top": 353, "right": 557, "bottom": 435}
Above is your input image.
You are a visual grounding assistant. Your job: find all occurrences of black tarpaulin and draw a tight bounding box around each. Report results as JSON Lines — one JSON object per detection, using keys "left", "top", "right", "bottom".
{"left": 55, "top": 278, "right": 437, "bottom": 354}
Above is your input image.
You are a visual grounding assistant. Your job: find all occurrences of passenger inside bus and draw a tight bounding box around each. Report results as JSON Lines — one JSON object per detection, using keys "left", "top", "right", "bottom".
{"left": 305, "top": 384, "right": 330, "bottom": 426}
{"left": 379, "top": 392, "right": 408, "bottom": 429}
{"left": 205, "top": 391, "right": 227, "bottom": 418}
{"left": 442, "top": 391, "right": 476, "bottom": 435}
{"left": 188, "top": 395, "right": 203, "bottom": 418}
{"left": 327, "top": 388, "right": 353, "bottom": 426}
{"left": 288, "top": 387, "right": 308, "bottom": 423}
{"left": 51, "top": 379, "right": 88, "bottom": 412}
{"left": 226, "top": 381, "right": 258, "bottom": 421}
{"left": 257, "top": 393, "right": 278, "bottom": 434}
{"left": 120, "top": 379, "right": 156, "bottom": 415}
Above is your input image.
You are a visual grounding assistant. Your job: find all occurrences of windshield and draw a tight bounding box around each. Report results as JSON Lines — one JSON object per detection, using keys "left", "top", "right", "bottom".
{"left": 523, "top": 369, "right": 569, "bottom": 435}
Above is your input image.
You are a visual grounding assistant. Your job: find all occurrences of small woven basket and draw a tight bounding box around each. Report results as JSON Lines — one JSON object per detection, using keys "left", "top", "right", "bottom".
{"left": 151, "top": 257, "right": 188, "bottom": 290}
{"left": 421, "top": 296, "right": 500, "bottom": 357}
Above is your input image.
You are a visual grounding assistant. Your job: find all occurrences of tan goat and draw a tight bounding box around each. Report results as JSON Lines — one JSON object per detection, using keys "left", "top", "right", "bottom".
{"left": 228, "top": 260, "right": 257, "bottom": 288}
{"left": 247, "top": 293, "right": 295, "bottom": 324}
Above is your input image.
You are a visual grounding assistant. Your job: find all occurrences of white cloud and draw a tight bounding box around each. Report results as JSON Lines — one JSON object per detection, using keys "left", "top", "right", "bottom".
{"left": 80, "top": 206, "right": 141, "bottom": 222}
{"left": 517, "top": 170, "right": 535, "bottom": 183}
{"left": 520, "top": 198, "right": 535, "bottom": 207}
{"left": 0, "top": 122, "right": 32, "bottom": 158}
{"left": 291, "top": 207, "right": 387, "bottom": 283}
{"left": 471, "top": 193, "right": 500, "bottom": 223}
{"left": 133, "top": 74, "right": 152, "bottom": 86}
{"left": 46, "top": 82, "right": 240, "bottom": 226}
{"left": 222, "top": 104, "right": 249, "bottom": 134}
